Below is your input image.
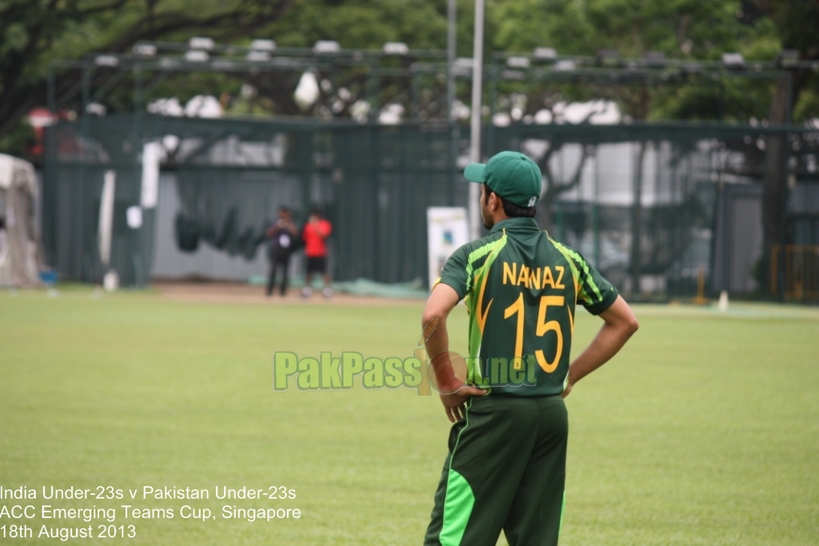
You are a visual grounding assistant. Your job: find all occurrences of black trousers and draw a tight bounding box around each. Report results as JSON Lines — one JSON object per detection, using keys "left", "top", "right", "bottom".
{"left": 267, "top": 250, "right": 292, "bottom": 296}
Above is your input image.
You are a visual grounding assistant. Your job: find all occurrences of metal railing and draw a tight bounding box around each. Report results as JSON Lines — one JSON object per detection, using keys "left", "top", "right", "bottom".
{"left": 771, "top": 245, "right": 819, "bottom": 301}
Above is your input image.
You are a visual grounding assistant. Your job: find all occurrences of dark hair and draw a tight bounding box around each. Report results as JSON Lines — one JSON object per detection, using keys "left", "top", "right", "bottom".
{"left": 483, "top": 184, "right": 536, "bottom": 218}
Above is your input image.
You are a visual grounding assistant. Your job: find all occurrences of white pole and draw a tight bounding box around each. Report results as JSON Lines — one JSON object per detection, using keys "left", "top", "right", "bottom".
{"left": 98, "top": 170, "right": 116, "bottom": 269}
{"left": 468, "top": 0, "right": 485, "bottom": 240}
{"left": 447, "top": 0, "right": 459, "bottom": 208}
{"left": 447, "top": 0, "right": 456, "bottom": 121}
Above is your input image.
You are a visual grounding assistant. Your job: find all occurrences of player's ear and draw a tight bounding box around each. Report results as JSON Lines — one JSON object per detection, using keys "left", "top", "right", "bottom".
{"left": 489, "top": 191, "right": 502, "bottom": 212}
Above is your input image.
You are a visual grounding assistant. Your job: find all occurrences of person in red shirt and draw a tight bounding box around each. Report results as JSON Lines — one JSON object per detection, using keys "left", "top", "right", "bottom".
{"left": 301, "top": 206, "right": 333, "bottom": 298}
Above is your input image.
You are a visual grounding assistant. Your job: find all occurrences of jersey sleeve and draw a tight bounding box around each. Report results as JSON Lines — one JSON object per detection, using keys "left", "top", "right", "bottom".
{"left": 573, "top": 254, "right": 618, "bottom": 315}
{"left": 437, "top": 245, "right": 470, "bottom": 300}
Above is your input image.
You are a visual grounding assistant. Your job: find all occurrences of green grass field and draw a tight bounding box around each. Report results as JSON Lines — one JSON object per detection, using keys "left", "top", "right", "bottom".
{"left": 1, "top": 287, "right": 818, "bottom": 545}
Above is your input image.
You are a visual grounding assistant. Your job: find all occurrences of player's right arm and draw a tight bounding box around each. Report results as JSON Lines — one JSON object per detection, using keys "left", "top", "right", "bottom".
{"left": 422, "top": 283, "right": 487, "bottom": 422}
{"left": 562, "top": 295, "right": 638, "bottom": 398}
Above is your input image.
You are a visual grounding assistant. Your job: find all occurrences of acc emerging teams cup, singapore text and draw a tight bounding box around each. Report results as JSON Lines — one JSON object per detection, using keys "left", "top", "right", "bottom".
{"left": 0, "top": 485, "right": 300, "bottom": 541}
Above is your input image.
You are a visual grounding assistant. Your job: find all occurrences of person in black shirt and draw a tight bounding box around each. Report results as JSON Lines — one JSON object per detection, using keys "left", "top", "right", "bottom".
{"left": 265, "top": 207, "right": 299, "bottom": 296}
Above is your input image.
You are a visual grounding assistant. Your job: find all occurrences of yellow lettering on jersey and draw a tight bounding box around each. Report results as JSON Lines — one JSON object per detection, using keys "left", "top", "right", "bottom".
{"left": 517, "top": 265, "right": 530, "bottom": 288}
{"left": 501, "top": 262, "right": 567, "bottom": 291}
{"left": 542, "top": 266, "right": 555, "bottom": 288}
{"left": 502, "top": 262, "right": 517, "bottom": 285}
{"left": 528, "top": 267, "right": 541, "bottom": 290}
{"left": 555, "top": 266, "right": 566, "bottom": 289}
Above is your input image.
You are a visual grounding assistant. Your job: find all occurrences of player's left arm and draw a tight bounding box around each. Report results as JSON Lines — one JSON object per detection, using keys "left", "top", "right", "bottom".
{"left": 562, "top": 295, "right": 638, "bottom": 398}
{"left": 422, "top": 283, "right": 487, "bottom": 422}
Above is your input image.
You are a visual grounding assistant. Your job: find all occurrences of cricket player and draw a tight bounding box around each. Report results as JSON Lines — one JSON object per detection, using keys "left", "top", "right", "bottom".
{"left": 421, "top": 151, "right": 639, "bottom": 546}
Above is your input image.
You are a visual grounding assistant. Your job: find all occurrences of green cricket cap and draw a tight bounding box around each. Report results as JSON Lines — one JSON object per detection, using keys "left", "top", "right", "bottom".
{"left": 464, "top": 151, "right": 542, "bottom": 207}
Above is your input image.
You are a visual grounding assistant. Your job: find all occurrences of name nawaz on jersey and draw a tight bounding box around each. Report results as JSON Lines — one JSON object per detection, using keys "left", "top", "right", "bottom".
{"left": 502, "top": 262, "right": 567, "bottom": 290}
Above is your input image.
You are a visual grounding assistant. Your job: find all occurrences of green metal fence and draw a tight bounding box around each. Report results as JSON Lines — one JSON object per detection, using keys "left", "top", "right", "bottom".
{"left": 43, "top": 114, "right": 819, "bottom": 299}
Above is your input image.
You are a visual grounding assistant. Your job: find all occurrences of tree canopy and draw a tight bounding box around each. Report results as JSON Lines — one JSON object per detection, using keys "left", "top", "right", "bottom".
{"left": 1, "top": 0, "right": 817, "bottom": 159}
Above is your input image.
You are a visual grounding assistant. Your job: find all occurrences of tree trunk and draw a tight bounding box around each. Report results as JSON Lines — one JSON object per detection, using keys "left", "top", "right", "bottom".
{"left": 762, "top": 77, "right": 791, "bottom": 299}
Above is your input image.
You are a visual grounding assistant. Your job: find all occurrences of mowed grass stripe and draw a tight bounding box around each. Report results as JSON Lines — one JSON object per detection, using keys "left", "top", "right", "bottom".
{"left": 1, "top": 289, "right": 817, "bottom": 545}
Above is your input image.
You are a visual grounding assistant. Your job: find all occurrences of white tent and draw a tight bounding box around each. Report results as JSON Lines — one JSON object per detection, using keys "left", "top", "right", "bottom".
{"left": 0, "top": 153, "right": 44, "bottom": 287}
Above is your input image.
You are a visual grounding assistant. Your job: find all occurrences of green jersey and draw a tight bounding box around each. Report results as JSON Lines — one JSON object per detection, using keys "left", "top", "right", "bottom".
{"left": 438, "top": 217, "right": 618, "bottom": 396}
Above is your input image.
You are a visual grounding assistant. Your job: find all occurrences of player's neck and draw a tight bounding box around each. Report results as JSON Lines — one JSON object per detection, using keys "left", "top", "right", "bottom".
{"left": 490, "top": 210, "right": 510, "bottom": 225}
